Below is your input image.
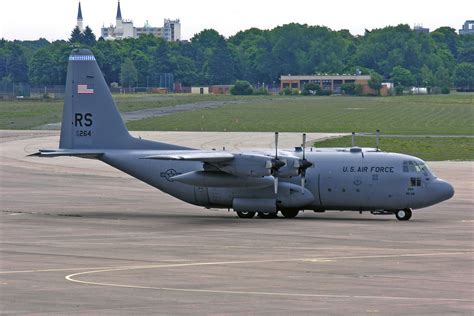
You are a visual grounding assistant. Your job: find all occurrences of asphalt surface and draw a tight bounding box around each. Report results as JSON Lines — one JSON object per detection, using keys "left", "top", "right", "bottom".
{"left": 1, "top": 130, "right": 473, "bottom": 314}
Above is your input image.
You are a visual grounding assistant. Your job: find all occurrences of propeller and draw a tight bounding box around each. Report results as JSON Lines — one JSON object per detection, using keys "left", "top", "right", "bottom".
{"left": 299, "top": 133, "right": 313, "bottom": 193}
{"left": 270, "top": 132, "right": 285, "bottom": 194}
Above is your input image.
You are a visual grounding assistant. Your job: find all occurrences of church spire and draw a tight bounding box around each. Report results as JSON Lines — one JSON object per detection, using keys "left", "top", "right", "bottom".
{"left": 76, "top": 1, "right": 84, "bottom": 31}
{"left": 77, "top": 1, "right": 83, "bottom": 20}
{"left": 116, "top": 1, "right": 122, "bottom": 20}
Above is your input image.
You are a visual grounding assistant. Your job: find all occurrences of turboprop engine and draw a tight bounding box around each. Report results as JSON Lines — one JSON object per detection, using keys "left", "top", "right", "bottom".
{"left": 216, "top": 154, "right": 273, "bottom": 177}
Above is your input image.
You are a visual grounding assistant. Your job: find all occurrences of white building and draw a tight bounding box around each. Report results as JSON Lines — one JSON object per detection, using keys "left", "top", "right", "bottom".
{"left": 101, "top": 1, "right": 135, "bottom": 40}
{"left": 99, "top": 1, "right": 181, "bottom": 41}
{"left": 163, "top": 19, "right": 181, "bottom": 41}
{"left": 459, "top": 20, "right": 474, "bottom": 35}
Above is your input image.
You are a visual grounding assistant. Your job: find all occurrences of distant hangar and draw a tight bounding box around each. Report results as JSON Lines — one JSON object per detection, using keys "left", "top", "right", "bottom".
{"left": 280, "top": 74, "right": 390, "bottom": 95}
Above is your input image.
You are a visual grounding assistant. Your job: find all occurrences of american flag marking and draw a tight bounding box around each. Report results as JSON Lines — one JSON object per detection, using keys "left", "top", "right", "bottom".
{"left": 69, "top": 55, "right": 95, "bottom": 61}
{"left": 77, "top": 84, "right": 94, "bottom": 94}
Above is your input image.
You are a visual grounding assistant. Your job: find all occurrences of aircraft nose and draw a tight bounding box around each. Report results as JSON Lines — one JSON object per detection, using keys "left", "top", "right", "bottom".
{"left": 433, "top": 179, "right": 455, "bottom": 202}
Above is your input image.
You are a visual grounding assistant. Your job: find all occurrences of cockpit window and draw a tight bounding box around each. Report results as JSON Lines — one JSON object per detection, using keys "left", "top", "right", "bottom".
{"left": 418, "top": 161, "right": 435, "bottom": 177}
{"left": 403, "top": 160, "right": 434, "bottom": 176}
{"left": 410, "top": 177, "right": 422, "bottom": 186}
{"left": 403, "top": 161, "right": 418, "bottom": 172}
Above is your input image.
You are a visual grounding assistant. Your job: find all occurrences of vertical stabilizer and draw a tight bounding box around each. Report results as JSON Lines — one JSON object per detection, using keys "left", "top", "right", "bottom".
{"left": 59, "top": 49, "right": 186, "bottom": 151}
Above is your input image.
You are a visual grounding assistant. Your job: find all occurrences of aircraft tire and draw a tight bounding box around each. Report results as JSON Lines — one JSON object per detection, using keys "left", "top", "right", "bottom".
{"left": 236, "top": 211, "right": 256, "bottom": 219}
{"left": 257, "top": 212, "right": 278, "bottom": 219}
{"left": 395, "top": 208, "right": 412, "bottom": 221}
{"left": 280, "top": 210, "right": 299, "bottom": 218}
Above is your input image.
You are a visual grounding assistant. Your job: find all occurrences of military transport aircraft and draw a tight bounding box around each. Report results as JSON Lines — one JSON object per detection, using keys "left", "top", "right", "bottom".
{"left": 32, "top": 49, "right": 454, "bottom": 220}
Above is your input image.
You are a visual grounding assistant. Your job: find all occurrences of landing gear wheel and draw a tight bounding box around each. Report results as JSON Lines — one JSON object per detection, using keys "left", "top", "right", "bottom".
{"left": 257, "top": 212, "right": 278, "bottom": 219}
{"left": 236, "top": 211, "right": 256, "bottom": 219}
{"left": 280, "top": 210, "right": 299, "bottom": 218}
{"left": 395, "top": 208, "right": 412, "bottom": 221}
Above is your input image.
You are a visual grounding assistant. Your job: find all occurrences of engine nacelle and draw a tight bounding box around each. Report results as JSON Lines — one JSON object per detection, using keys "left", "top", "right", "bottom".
{"left": 217, "top": 154, "right": 272, "bottom": 177}
{"left": 277, "top": 182, "right": 315, "bottom": 208}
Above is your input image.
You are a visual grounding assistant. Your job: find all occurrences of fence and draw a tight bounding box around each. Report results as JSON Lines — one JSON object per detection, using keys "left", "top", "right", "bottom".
{"left": 0, "top": 82, "right": 175, "bottom": 100}
{"left": 0, "top": 83, "right": 31, "bottom": 99}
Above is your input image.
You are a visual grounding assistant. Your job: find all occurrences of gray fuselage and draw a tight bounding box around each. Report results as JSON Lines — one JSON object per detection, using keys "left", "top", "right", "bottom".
{"left": 100, "top": 148, "right": 454, "bottom": 213}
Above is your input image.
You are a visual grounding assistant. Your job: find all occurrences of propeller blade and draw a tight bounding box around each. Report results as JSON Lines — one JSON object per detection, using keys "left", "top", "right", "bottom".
{"left": 274, "top": 176, "right": 279, "bottom": 194}
{"left": 302, "top": 133, "right": 307, "bottom": 160}
{"left": 301, "top": 174, "right": 305, "bottom": 193}
{"left": 274, "top": 132, "right": 279, "bottom": 159}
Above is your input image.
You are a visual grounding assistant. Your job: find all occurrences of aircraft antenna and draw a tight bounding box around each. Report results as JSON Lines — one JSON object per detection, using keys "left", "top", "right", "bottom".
{"left": 376, "top": 129, "right": 380, "bottom": 151}
{"left": 351, "top": 132, "right": 356, "bottom": 147}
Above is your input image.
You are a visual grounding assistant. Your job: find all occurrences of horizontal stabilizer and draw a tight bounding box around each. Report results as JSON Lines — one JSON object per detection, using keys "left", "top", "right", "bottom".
{"left": 142, "top": 151, "right": 234, "bottom": 163}
{"left": 29, "top": 149, "right": 103, "bottom": 158}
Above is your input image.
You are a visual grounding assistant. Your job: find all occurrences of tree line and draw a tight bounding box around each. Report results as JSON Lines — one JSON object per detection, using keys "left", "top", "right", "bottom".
{"left": 1, "top": 23, "right": 473, "bottom": 91}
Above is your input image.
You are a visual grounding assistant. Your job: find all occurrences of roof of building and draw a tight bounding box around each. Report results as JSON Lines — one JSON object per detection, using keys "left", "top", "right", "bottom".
{"left": 77, "top": 2, "right": 83, "bottom": 20}
{"left": 280, "top": 75, "right": 371, "bottom": 81}
{"left": 116, "top": 1, "right": 122, "bottom": 20}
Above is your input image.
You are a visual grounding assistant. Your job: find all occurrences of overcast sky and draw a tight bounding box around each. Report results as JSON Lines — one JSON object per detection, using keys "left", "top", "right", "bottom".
{"left": 0, "top": 0, "right": 472, "bottom": 41}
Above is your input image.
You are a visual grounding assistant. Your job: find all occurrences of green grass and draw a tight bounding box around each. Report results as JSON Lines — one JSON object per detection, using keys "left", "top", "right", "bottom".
{"left": 0, "top": 94, "right": 241, "bottom": 129}
{"left": 0, "top": 99, "right": 63, "bottom": 129}
{"left": 314, "top": 136, "right": 474, "bottom": 161}
{"left": 1, "top": 93, "right": 473, "bottom": 134}
{"left": 1, "top": 92, "right": 473, "bottom": 160}
{"left": 113, "top": 93, "right": 242, "bottom": 112}
{"left": 127, "top": 94, "right": 474, "bottom": 135}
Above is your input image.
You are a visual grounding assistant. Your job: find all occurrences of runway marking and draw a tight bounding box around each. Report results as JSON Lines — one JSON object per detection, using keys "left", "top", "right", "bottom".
{"left": 64, "top": 251, "right": 473, "bottom": 302}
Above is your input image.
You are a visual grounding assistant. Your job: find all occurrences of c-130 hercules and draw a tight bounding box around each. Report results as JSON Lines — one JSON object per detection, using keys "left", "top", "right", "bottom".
{"left": 32, "top": 49, "right": 454, "bottom": 221}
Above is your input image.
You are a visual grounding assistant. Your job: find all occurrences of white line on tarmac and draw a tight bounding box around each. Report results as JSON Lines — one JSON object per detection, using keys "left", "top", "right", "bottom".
{"left": 63, "top": 251, "right": 473, "bottom": 302}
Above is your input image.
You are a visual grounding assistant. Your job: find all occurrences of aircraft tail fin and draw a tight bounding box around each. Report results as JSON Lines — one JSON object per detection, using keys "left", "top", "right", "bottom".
{"left": 59, "top": 48, "right": 186, "bottom": 151}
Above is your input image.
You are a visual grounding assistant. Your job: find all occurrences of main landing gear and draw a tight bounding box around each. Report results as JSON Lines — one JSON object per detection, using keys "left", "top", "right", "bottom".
{"left": 236, "top": 211, "right": 256, "bottom": 218}
{"left": 236, "top": 210, "right": 300, "bottom": 219}
{"left": 280, "top": 210, "right": 299, "bottom": 218}
{"left": 395, "top": 208, "right": 412, "bottom": 221}
{"left": 257, "top": 212, "right": 278, "bottom": 219}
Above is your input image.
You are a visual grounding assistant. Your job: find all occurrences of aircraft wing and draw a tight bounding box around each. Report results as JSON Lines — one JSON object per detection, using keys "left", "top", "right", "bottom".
{"left": 142, "top": 151, "right": 234, "bottom": 163}
{"left": 29, "top": 149, "right": 104, "bottom": 158}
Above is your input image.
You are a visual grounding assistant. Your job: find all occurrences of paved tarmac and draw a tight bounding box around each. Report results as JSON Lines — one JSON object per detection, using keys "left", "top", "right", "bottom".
{"left": 0, "top": 130, "right": 473, "bottom": 314}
